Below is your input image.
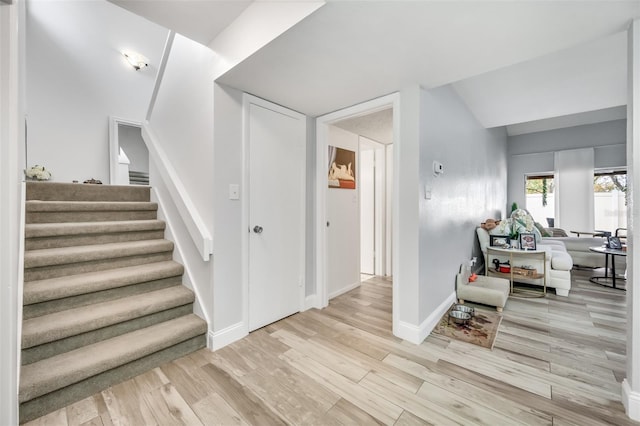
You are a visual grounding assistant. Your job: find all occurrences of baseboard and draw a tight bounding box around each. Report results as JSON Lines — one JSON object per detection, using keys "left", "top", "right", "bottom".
{"left": 395, "top": 291, "right": 457, "bottom": 345}
{"left": 303, "top": 294, "right": 319, "bottom": 311}
{"left": 208, "top": 322, "right": 246, "bottom": 351}
{"left": 328, "top": 281, "right": 361, "bottom": 300}
{"left": 622, "top": 379, "right": 640, "bottom": 421}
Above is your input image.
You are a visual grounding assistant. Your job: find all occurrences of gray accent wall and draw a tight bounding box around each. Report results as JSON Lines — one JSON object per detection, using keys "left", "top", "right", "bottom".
{"left": 507, "top": 119, "right": 626, "bottom": 210}
{"left": 417, "top": 85, "right": 508, "bottom": 322}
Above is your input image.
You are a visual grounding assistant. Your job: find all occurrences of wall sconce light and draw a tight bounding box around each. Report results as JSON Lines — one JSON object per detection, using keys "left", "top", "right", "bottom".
{"left": 122, "top": 50, "right": 148, "bottom": 71}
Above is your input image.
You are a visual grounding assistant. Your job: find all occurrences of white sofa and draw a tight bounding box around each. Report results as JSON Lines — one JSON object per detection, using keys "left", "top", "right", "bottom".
{"left": 476, "top": 228, "right": 573, "bottom": 297}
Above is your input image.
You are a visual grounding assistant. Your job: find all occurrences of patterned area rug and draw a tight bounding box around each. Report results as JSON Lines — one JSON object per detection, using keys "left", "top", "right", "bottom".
{"left": 432, "top": 305, "right": 502, "bottom": 349}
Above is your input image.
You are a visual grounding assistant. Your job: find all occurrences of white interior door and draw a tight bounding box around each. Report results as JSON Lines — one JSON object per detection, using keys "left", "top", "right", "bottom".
{"left": 386, "top": 144, "right": 393, "bottom": 276}
{"left": 247, "top": 98, "right": 305, "bottom": 331}
{"left": 360, "top": 149, "right": 375, "bottom": 274}
{"left": 326, "top": 126, "right": 360, "bottom": 299}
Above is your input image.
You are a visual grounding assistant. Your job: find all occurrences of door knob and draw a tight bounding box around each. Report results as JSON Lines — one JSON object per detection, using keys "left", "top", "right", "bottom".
{"left": 253, "top": 225, "right": 263, "bottom": 234}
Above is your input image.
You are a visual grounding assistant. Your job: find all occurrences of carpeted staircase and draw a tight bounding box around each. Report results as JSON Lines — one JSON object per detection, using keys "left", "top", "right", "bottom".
{"left": 19, "top": 182, "right": 207, "bottom": 424}
{"left": 129, "top": 170, "right": 149, "bottom": 186}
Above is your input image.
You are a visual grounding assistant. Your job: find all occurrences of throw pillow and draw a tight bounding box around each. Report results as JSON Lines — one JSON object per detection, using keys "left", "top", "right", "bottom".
{"left": 490, "top": 218, "right": 512, "bottom": 236}
{"left": 534, "top": 222, "right": 551, "bottom": 238}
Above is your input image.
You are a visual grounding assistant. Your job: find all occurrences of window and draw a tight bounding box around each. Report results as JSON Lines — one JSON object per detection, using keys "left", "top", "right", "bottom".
{"left": 594, "top": 170, "right": 626, "bottom": 232}
{"left": 525, "top": 175, "right": 555, "bottom": 226}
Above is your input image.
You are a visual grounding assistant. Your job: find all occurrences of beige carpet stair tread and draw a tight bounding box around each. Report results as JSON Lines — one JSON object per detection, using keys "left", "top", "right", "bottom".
{"left": 23, "top": 261, "right": 183, "bottom": 305}
{"left": 24, "top": 239, "right": 173, "bottom": 269}
{"left": 20, "top": 182, "right": 206, "bottom": 420}
{"left": 19, "top": 314, "right": 207, "bottom": 403}
{"left": 25, "top": 219, "right": 165, "bottom": 238}
{"left": 26, "top": 200, "right": 157, "bottom": 212}
{"left": 22, "top": 286, "right": 194, "bottom": 349}
{"left": 26, "top": 182, "right": 150, "bottom": 202}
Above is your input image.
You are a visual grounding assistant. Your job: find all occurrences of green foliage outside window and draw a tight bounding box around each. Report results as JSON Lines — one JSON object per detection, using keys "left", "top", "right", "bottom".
{"left": 526, "top": 177, "right": 554, "bottom": 207}
{"left": 594, "top": 173, "right": 627, "bottom": 205}
{"left": 594, "top": 174, "right": 626, "bottom": 192}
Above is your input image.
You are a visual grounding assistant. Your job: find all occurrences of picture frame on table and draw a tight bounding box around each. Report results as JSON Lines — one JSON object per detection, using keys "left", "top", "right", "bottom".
{"left": 490, "top": 235, "right": 510, "bottom": 247}
{"left": 519, "top": 233, "right": 536, "bottom": 250}
{"left": 607, "top": 236, "right": 623, "bottom": 250}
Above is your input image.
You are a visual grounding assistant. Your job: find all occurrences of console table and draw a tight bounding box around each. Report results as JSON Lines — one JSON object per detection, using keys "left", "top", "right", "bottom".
{"left": 486, "top": 247, "right": 547, "bottom": 298}
{"left": 588, "top": 246, "right": 627, "bottom": 290}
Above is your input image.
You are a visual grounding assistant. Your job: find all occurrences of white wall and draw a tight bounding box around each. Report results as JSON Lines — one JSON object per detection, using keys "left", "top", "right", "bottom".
{"left": 305, "top": 116, "right": 316, "bottom": 298}
{"left": 623, "top": 18, "right": 640, "bottom": 421}
{"left": 507, "top": 119, "right": 626, "bottom": 210}
{"left": 118, "top": 124, "right": 148, "bottom": 173}
{"left": 418, "top": 84, "right": 508, "bottom": 321}
{"left": 212, "top": 83, "right": 244, "bottom": 333}
{"left": 147, "top": 33, "right": 215, "bottom": 226}
{"left": 140, "top": 32, "right": 218, "bottom": 339}
{"left": 0, "top": 1, "right": 25, "bottom": 423}
{"left": 396, "top": 86, "right": 422, "bottom": 328}
{"left": 326, "top": 125, "right": 360, "bottom": 298}
{"left": 149, "top": 161, "right": 211, "bottom": 323}
{"left": 25, "top": 0, "right": 167, "bottom": 183}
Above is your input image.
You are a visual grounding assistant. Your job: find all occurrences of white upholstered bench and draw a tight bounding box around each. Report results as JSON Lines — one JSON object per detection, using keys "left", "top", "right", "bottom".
{"left": 456, "top": 264, "right": 510, "bottom": 312}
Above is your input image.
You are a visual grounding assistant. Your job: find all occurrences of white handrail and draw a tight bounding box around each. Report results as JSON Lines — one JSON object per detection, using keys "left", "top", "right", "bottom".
{"left": 142, "top": 29, "right": 212, "bottom": 261}
{"left": 142, "top": 124, "right": 213, "bottom": 261}
{"left": 146, "top": 31, "right": 175, "bottom": 122}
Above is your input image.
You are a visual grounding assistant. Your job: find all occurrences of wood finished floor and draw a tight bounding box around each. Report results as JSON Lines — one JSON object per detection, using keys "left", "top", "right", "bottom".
{"left": 26, "top": 270, "right": 638, "bottom": 425}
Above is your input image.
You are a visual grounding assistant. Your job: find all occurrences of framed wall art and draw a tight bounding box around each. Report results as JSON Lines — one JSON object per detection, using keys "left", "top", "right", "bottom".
{"left": 328, "top": 146, "right": 356, "bottom": 189}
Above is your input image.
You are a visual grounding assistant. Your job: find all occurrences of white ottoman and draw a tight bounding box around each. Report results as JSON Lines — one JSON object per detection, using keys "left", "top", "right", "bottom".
{"left": 456, "top": 264, "right": 510, "bottom": 312}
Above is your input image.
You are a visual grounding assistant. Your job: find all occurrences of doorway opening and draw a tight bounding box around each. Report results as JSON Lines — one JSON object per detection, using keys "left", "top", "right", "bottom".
{"left": 332, "top": 110, "right": 393, "bottom": 280}
{"left": 315, "top": 93, "right": 399, "bottom": 335}
{"left": 108, "top": 117, "right": 149, "bottom": 185}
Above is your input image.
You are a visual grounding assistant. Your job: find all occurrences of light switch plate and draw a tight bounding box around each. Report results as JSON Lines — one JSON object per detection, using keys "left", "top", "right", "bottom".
{"left": 425, "top": 186, "right": 432, "bottom": 200}
{"left": 229, "top": 184, "right": 240, "bottom": 200}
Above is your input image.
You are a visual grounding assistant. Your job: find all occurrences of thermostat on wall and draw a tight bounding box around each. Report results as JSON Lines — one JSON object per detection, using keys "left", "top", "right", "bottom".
{"left": 433, "top": 161, "right": 444, "bottom": 176}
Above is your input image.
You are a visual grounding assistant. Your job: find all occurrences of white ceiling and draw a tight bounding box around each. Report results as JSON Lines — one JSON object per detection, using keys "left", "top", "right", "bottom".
{"left": 453, "top": 30, "right": 628, "bottom": 129}
{"left": 333, "top": 108, "right": 393, "bottom": 145}
{"left": 505, "top": 106, "right": 627, "bottom": 137}
{"left": 108, "top": 0, "right": 251, "bottom": 46}
{"left": 217, "top": 1, "right": 639, "bottom": 124}
{"left": 109, "top": 0, "right": 640, "bottom": 132}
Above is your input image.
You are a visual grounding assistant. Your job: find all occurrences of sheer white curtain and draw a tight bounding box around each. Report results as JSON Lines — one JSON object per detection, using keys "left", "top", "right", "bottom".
{"left": 554, "top": 148, "right": 595, "bottom": 233}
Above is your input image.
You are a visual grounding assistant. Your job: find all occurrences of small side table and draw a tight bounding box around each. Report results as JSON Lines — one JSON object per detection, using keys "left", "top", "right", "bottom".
{"left": 588, "top": 246, "right": 627, "bottom": 290}
{"left": 486, "top": 247, "right": 546, "bottom": 298}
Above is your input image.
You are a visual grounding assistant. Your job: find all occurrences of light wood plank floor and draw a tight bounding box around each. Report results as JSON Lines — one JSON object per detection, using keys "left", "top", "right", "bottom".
{"left": 27, "top": 270, "right": 639, "bottom": 425}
